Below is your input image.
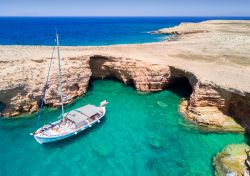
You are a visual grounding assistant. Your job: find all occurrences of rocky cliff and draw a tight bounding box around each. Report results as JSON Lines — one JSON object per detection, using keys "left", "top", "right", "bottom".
{"left": 0, "top": 53, "right": 248, "bottom": 133}
{"left": 180, "top": 82, "right": 249, "bottom": 132}
{"left": 0, "top": 56, "right": 91, "bottom": 116}
{"left": 0, "top": 55, "right": 172, "bottom": 117}
{"left": 89, "top": 55, "right": 170, "bottom": 92}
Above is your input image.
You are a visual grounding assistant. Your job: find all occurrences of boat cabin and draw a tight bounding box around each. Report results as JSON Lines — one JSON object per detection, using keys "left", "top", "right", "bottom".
{"left": 65, "top": 104, "right": 101, "bottom": 128}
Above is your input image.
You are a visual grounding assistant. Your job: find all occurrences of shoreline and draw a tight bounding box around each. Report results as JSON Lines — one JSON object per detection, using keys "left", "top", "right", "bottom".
{"left": 1, "top": 20, "right": 250, "bottom": 128}
{"left": 0, "top": 35, "right": 170, "bottom": 47}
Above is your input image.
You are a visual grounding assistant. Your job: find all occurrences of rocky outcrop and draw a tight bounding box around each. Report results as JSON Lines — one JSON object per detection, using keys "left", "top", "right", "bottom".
{"left": 89, "top": 55, "right": 170, "bottom": 92}
{"left": 153, "top": 22, "right": 211, "bottom": 35}
{"left": 0, "top": 55, "right": 171, "bottom": 117}
{"left": 166, "top": 67, "right": 245, "bottom": 132}
{"left": 0, "top": 56, "right": 91, "bottom": 117}
{"left": 180, "top": 81, "right": 249, "bottom": 132}
{"left": 0, "top": 54, "right": 248, "bottom": 134}
{"left": 213, "top": 144, "right": 250, "bottom": 176}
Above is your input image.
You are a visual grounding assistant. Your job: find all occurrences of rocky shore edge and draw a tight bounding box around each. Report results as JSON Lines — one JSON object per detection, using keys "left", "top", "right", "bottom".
{"left": 213, "top": 144, "right": 250, "bottom": 176}
{"left": 1, "top": 55, "right": 248, "bottom": 134}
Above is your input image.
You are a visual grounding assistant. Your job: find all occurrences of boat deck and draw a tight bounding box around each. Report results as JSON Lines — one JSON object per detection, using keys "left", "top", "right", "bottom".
{"left": 35, "top": 106, "right": 104, "bottom": 137}
{"left": 36, "top": 120, "right": 75, "bottom": 136}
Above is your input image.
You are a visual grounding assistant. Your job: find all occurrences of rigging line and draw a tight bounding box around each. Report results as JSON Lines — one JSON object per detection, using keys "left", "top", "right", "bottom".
{"left": 56, "top": 33, "right": 65, "bottom": 118}
{"left": 37, "top": 46, "right": 56, "bottom": 122}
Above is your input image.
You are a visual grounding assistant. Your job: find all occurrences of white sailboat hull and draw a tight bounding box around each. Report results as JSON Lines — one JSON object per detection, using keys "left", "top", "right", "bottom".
{"left": 34, "top": 130, "right": 78, "bottom": 144}
{"left": 33, "top": 107, "right": 106, "bottom": 144}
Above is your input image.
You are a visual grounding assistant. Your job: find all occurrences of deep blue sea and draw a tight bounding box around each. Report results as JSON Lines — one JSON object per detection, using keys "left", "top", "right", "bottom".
{"left": 0, "top": 17, "right": 250, "bottom": 46}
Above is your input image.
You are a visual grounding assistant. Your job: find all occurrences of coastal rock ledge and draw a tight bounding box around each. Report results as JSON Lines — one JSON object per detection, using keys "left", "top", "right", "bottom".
{"left": 0, "top": 20, "right": 250, "bottom": 132}
{"left": 0, "top": 54, "right": 248, "bottom": 132}
{"left": 213, "top": 144, "right": 250, "bottom": 176}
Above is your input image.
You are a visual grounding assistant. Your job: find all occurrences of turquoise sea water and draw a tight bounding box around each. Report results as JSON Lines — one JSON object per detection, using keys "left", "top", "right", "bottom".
{"left": 0, "top": 80, "right": 246, "bottom": 176}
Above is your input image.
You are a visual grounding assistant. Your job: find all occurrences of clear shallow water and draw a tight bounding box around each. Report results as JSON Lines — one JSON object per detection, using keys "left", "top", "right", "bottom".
{"left": 0, "top": 80, "right": 246, "bottom": 176}
{"left": 1, "top": 17, "right": 250, "bottom": 46}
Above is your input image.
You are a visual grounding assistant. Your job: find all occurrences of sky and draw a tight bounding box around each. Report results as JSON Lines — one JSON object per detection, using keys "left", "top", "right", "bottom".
{"left": 0, "top": 0, "right": 250, "bottom": 17}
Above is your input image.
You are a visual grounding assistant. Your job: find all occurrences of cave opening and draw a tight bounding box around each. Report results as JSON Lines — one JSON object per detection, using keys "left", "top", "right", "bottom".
{"left": 0, "top": 102, "right": 6, "bottom": 116}
{"left": 89, "top": 55, "right": 136, "bottom": 89}
{"left": 126, "top": 79, "right": 135, "bottom": 87}
{"left": 166, "top": 77, "right": 193, "bottom": 98}
{"left": 89, "top": 56, "right": 193, "bottom": 98}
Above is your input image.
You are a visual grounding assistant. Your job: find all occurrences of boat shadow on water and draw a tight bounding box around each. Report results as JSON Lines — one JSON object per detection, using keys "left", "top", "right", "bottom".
{"left": 40, "top": 116, "right": 107, "bottom": 149}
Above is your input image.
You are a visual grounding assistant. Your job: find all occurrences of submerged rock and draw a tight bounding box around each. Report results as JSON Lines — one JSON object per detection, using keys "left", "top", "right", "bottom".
{"left": 146, "top": 133, "right": 164, "bottom": 149}
{"left": 157, "top": 101, "right": 168, "bottom": 108}
{"left": 213, "top": 144, "right": 250, "bottom": 176}
{"left": 148, "top": 138, "right": 162, "bottom": 149}
{"left": 93, "top": 145, "right": 112, "bottom": 157}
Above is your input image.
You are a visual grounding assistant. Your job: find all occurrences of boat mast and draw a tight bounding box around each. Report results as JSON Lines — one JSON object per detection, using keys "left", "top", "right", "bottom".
{"left": 56, "top": 33, "right": 65, "bottom": 117}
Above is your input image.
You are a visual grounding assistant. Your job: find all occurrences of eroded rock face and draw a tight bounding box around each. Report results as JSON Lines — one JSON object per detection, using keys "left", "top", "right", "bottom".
{"left": 180, "top": 81, "right": 249, "bottom": 132}
{"left": 0, "top": 56, "right": 171, "bottom": 117}
{"left": 0, "top": 54, "right": 249, "bottom": 134}
{"left": 164, "top": 67, "right": 244, "bottom": 132}
{"left": 89, "top": 55, "right": 170, "bottom": 92}
{"left": 0, "top": 56, "right": 91, "bottom": 117}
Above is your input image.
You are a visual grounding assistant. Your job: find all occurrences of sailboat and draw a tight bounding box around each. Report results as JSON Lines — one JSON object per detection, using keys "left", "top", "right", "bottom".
{"left": 31, "top": 34, "right": 108, "bottom": 144}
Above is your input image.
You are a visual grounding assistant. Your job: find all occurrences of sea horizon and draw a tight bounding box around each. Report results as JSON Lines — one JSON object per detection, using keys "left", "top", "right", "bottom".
{"left": 0, "top": 16, "right": 250, "bottom": 46}
{"left": 1, "top": 15, "right": 250, "bottom": 17}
